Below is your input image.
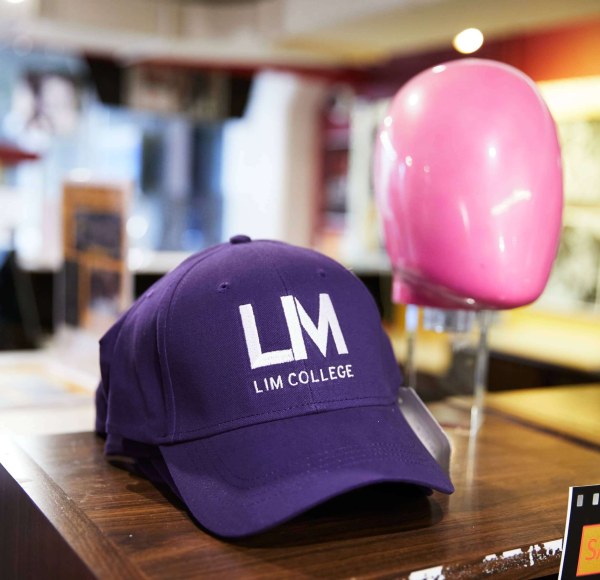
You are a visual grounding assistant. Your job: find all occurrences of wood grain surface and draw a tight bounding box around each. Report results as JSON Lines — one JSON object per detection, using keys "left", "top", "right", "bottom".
{"left": 485, "top": 384, "right": 600, "bottom": 446}
{"left": 2, "top": 403, "right": 599, "bottom": 579}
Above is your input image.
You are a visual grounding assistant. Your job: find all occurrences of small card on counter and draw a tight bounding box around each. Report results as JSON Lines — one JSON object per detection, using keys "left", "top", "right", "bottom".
{"left": 559, "top": 484, "right": 600, "bottom": 579}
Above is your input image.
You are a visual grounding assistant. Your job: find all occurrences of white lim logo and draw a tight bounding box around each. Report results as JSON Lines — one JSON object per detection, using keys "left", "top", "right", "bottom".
{"left": 239, "top": 293, "right": 349, "bottom": 369}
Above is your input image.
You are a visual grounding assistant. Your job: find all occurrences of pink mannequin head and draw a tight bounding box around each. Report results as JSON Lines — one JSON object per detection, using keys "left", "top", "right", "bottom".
{"left": 374, "top": 59, "right": 563, "bottom": 309}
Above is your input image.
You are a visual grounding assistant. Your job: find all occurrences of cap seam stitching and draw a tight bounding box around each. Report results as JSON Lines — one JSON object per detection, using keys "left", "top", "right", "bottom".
{"left": 209, "top": 442, "right": 429, "bottom": 486}
{"left": 247, "top": 243, "right": 315, "bottom": 409}
{"left": 105, "top": 398, "right": 394, "bottom": 442}
{"left": 262, "top": 240, "right": 378, "bottom": 318}
{"left": 201, "top": 444, "right": 443, "bottom": 512}
{"left": 163, "top": 243, "right": 229, "bottom": 441}
{"left": 237, "top": 459, "right": 442, "bottom": 509}
{"left": 172, "top": 395, "right": 392, "bottom": 436}
{"left": 261, "top": 241, "right": 388, "bottom": 385}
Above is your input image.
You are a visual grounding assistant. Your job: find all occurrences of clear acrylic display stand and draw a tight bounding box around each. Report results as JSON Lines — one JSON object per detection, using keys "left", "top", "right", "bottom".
{"left": 404, "top": 305, "right": 492, "bottom": 435}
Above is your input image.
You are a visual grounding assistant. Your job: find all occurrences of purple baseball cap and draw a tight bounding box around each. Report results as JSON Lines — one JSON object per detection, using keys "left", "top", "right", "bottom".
{"left": 96, "top": 236, "right": 453, "bottom": 537}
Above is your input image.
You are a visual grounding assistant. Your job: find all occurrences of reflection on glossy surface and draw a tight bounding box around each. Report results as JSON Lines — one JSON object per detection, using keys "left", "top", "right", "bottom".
{"left": 374, "top": 59, "right": 563, "bottom": 310}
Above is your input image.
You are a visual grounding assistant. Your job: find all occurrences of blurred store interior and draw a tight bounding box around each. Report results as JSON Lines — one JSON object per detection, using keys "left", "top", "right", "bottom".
{"left": 1, "top": 0, "right": 600, "bottom": 415}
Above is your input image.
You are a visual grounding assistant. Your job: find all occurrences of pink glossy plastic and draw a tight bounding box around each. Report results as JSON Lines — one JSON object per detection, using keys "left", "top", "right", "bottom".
{"left": 374, "top": 59, "right": 563, "bottom": 309}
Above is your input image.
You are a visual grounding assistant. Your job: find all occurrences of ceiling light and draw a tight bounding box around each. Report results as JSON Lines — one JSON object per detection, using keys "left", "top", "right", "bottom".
{"left": 453, "top": 28, "right": 484, "bottom": 54}
{"left": 4, "top": 0, "right": 26, "bottom": 4}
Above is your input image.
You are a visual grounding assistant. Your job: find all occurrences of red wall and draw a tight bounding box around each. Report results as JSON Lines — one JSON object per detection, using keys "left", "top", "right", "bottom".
{"left": 494, "top": 19, "right": 600, "bottom": 82}
{"left": 359, "top": 18, "right": 600, "bottom": 98}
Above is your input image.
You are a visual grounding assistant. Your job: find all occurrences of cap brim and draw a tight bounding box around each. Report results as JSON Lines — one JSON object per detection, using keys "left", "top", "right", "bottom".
{"left": 159, "top": 404, "right": 454, "bottom": 538}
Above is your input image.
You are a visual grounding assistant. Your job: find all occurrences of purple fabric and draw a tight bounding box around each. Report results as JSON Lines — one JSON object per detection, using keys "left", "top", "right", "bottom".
{"left": 160, "top": 405, "right": 452, "bottom": 537}
{"left": 96, "top": 238, "right": 454, "bottom": 537}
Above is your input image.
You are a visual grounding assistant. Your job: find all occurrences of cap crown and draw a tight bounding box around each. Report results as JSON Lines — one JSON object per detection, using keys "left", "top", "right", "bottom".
{"left": 99, "top": 240, "right": 401, "bottom": 444}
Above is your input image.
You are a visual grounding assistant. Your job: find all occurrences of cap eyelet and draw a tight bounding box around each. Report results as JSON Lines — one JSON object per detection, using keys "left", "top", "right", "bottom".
{"left": 218, "top": 282, "right": 230, "bottom": 293}
{"left": 318, "top": 269, "right": 327, "bottom": 278}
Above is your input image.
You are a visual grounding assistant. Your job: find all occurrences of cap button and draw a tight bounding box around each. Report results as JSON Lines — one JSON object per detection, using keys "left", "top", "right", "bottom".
{"left": 229, "top": 234, "right": 252, "bottom": 244}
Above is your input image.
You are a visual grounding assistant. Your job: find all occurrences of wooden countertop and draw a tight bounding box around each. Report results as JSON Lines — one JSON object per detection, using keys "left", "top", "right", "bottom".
{"left": 485, "top": 384, "right": 600, "bottom": 447}
{"left": 2, "top": 393, "right": 599, "bottom": 579}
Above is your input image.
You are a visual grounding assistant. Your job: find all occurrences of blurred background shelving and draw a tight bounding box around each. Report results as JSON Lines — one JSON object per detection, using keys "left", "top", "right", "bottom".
{"left": 1, "top": 0, "right": 600, "bottom": 389}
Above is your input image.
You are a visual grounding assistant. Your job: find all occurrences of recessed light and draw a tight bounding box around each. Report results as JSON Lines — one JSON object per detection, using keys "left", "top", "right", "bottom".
{"left": 453, "top": 28, "right": 484, "bottom": 54}
{"left": 5, "top": 0, "right": 27, "bottom": 4}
